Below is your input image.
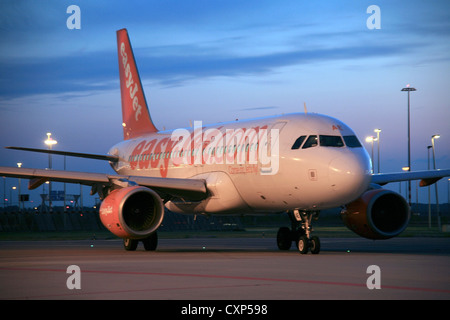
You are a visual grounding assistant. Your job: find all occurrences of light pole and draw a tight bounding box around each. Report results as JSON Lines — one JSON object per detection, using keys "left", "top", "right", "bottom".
{"left": 17, "top": 162, "right": 22, "bottom": 212}
{"left": 365, "top": 136, "right": 377, "bottom": 173}
{"left": 431, "top": 134, "right": 440, "bottom": 231}
{"left": 401, "top": 85, "right": 416, "bottom": 207}
{"left": 44, "top": 133, "right": 57, "bottom": 212}
{"left": 2, "top": 177, "right": 5, "bottom": 209}
{"left": 427, "top": 145, "right": 432, "bottom": 229}
{"left": 448, "top": 178, "right": 450, "bottom": 216}
{"left": 447, "top": 178, "right": 450, "bottom": 216}
{"left": 11, "top": 186, "right": 16, "bottom": 207}
{"left": 374, "top": 128, "right": 381, "bottom": 173}
{"left": 402, "top": 166, "right": 410, "bottom": 199}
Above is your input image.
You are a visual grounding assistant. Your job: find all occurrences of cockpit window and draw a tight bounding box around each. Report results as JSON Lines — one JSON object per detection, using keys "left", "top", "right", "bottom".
{"left": 319, "top": 135, "right": 344, "bottom": 147}
{"left": 302, "top": 135, "right": 318, "bottom": 149}
{"left": 343, "top": 135, "right": 362, "bottom": 148}
{"left": 291, "top": 135, "right": 306, "bottom": 150}
{"left": 293, "top": 134, "right": 361, "bottom": 150}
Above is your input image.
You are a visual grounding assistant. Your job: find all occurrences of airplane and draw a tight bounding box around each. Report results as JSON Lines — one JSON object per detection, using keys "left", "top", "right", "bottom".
{"left": 1, "top": 28, "right": 449, "bottom": 254}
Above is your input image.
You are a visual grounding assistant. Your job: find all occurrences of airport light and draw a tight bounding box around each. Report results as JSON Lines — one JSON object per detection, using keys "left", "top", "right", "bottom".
{"left": 401, "top": 85, "right": 416, "bottom": 206}
{"left": 10, "top": 186, "right": 16, "bottom": 206}
{"left": 365, "top": 136, "right": 377, "bottom": 172}
{"left": 44, "top": 132, "right": 58, "bottom": 168}
{"left": 44, "top": 133, "right": 57, "bottom": 212}
{"left": 17, "top": 163, "right": 22, "bottom": 212}
{"left": 431, "top": 134, "right": 440, "bottom": 170}
{"left": 448, "top": 179, "right": 450, "bottom": 212}
{"left": 448, "top": 178, "right": 450, "bottom": 210}
{"left": 44, "top": 132, "right": 57, "bottom": 147}
{"left": 374, "top": 129, "right": 381, "bottom": 173}
{"left": 401, "top": 167, "right": 409, "bottom": 200}
{"left": 427, "top": 145, "right": 432, "bottom": 229}
{"left": 2, "top": 177, "right": 5, "bottom": 209}
{"left": 431, "top": 134, "right": 441, "bottom": 230}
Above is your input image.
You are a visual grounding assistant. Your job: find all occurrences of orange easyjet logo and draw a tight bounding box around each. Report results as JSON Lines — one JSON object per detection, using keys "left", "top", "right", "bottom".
{"left": 120, "top": 42, "right": 142, "bottom": 121}
{"left": 127, "top": 123, "right": 280, "bottom": 177}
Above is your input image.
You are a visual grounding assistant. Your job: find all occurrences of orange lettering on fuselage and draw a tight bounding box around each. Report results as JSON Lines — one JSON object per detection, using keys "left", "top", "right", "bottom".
{"left": 128, "top": 124, "right": 269, "bottom": 178}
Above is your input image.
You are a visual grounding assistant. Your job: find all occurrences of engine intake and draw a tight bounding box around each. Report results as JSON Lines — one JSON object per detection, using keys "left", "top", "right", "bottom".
{"left": 341, "top": 189, "right": 410, "bottom": 239}
{"left": 99, "top": 186, "right": 164, "bottom": 239}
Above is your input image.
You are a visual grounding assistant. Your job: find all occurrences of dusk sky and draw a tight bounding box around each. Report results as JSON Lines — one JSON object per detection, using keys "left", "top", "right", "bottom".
{"left": 0, "top": 0, "right": 449, "bottom": 208}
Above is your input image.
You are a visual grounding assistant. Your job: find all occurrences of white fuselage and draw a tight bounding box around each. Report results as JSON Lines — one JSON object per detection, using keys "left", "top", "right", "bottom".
{"left": 108, "top": 113, "right": 372, "bottom": 215}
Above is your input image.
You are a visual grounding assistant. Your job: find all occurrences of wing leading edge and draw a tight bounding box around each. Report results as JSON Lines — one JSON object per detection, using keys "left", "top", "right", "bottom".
{"left": 5, "top": 146, "right": 119, "bottom": 162}
{"left": 371, "top": 169, "right": 450, "bottom": 186}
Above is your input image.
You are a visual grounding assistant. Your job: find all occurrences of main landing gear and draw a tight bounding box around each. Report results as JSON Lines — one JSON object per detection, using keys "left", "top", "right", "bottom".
{"left": 277, "top": 210, "right": 321, "bottom": 254}
{"left": 123, "top": 232, "right": 158, "bottom": 251}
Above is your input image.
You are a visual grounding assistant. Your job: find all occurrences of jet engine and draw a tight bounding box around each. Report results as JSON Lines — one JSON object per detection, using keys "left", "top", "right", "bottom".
{"left": 99, "top": 186, "right": 164, "bottom": 239}
{"left": 341, "top": 188, "right": 410, "bottom": 240}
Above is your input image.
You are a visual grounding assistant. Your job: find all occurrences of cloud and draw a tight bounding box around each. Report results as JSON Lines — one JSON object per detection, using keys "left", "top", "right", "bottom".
{"left": 0, "top": 40, "right": 415, "bottom": 98}
{"left": 238, "top": 106, "right": 280, "bottom": 111}
{"left": 0, "top": 50, "right": 117, "bottom": 97}
{"left": 1, "top": 0, "right": 447, "bottom": 99}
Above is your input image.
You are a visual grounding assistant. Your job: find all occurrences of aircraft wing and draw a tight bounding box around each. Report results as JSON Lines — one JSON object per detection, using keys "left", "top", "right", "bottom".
{"left": 0, "top": 166, "right": 207, "bottom": 201}
{"left": 371, "top": 169, "right": 450, "bottom": 187}
{"left": 5, "top": 146, "right": 119, "bottom": 162}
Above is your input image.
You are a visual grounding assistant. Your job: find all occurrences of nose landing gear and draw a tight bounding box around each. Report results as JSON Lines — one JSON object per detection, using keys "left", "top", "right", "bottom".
{"left": 277, "top": 210, "right": 321, "bottom": 254}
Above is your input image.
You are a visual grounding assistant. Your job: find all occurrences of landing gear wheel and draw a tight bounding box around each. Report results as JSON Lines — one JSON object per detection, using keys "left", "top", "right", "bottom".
{"left": 277, "top": 210, "right": 322, "bottom": 254}
{"left": 142, "top": 232, "right": 158, "bottom": 251}
{"left": 310, "top": 236, "right": 321, "bottom": 254}
{"left": 123, "top": 238, "right": 138, "bottom": 251}
{"left": 297, "top": 235, "right": 309, "bottom": 254}
{"left": 277, "top": 227, "right": 292, "bottom": 250}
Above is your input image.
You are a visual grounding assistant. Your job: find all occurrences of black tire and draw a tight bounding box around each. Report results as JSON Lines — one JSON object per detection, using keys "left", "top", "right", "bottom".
{"left": 277, "top": 227, "right": 292, "bottom": 250}
{"left": 310, "top": 236, "right": 320, "bottom": 254}
{"left": 123, "top": 238, "right": 138, "bottom": 251}
{"left": 142, "top": 232, "right": 158, "bottom": 251}
{"left": 297, "top": 235, "right": 309, "bottom": 254}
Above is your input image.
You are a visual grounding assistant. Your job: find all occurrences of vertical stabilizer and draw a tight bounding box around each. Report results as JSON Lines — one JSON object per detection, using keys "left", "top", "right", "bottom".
{"left": 117, "top": 28, "right": 158, "bottom": 140}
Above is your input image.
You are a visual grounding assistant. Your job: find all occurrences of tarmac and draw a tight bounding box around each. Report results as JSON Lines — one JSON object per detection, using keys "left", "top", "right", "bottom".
{"left": 0, "top": 237, "right": 449, "bottom": 301}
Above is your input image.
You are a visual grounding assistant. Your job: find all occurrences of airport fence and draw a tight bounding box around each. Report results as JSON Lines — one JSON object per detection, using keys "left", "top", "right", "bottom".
{"left": 0, "top": 204, "right": 448, "bottom": 233}
{"left": 0, "top": 209, "right": 245, "bottom": 233}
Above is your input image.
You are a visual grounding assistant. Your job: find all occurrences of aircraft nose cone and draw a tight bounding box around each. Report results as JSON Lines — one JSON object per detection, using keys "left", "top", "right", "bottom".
{"left": 329, "top": 154, "right": 371, "bottom": 202}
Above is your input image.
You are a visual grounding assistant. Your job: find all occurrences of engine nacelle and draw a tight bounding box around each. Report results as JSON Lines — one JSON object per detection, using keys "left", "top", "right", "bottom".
{"left": 341, "top": 189, "right": 410, "bottom": 240}
{"left": 99, "top": 186, "right": 164, "bottom": 239}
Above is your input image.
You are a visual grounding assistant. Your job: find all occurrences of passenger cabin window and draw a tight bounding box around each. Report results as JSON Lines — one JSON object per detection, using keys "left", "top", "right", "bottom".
{"left": 302, "top": 135, "right": 318, "bottom": 149}
{"left": 291, "top": 135, "right": 306, "bottom": 150}
{"left": 343, "top": 135, "right": 362, "bottom": 148}
{"left": 319, "top": 135, "right": 344, "bottom": 147}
